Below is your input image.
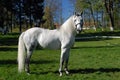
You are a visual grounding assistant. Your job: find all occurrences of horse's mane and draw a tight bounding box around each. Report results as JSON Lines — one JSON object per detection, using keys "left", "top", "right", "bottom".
{"left": 60, "top": 16, "right": 73, "bottom": 28}
{"left": 59, "top": 15, "right": 75, "bottom": 34}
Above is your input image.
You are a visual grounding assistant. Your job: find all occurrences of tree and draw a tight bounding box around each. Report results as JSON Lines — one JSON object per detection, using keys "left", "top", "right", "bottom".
{"left": 74, "top": 0, "right": 120, "bottom": 31}
{"left": 43, "top": 6, "right": 53, "bottom": 29}
{"left": 0, "top": 0, "right": 45, "bottom": 33}
{"left": 32, "top": 0, "right": 44, "bottom": 27}
{"left": 0, "top": 2, "right": 5, "bottom": 29}
{"left": 23, "top": 0, "right": 45, "bottom": 27}
{"left": 43, "top": 0, "right": 62, "bottom": 29}
{"left": 75, "top": 0, "right": 97, "bottom": 31}
{"left": 114, "top": 0, "right": 120, "bottom": 29}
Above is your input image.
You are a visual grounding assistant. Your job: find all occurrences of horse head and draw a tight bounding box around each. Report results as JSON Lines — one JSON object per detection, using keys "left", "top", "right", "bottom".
{"left": 73, "top": 12, "right": 83, "bottom": 33}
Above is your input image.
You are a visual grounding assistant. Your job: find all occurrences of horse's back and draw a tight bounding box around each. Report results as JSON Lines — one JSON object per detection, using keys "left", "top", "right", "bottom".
{"left": 25, "top": 27, "right": 43, "bottom": 34}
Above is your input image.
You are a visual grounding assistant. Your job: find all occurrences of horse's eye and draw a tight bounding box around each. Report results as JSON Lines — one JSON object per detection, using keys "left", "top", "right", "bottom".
{"left": 74, "top": 20, "right": 76, "bottom": 22}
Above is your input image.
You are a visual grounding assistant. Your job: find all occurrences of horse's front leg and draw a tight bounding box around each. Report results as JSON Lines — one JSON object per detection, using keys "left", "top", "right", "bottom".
{"left": 59, "top": 48, "right": 70, "bottom": 76}
{"left": 59, "top": 56, "right": 64, "bottom": 76}
{"left": 64, "top": 49, "right": 70, "bottom": 75}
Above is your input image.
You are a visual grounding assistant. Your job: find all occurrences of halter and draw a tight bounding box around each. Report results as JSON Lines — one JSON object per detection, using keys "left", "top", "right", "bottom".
{"left": 73, "top": 12, "right": 83, "bottom": 31}
{"left": 75, "top": 23, "right": 81, "bottom": 27}
{"left": 74, "top": 19, "right": 81, "bottom": 30}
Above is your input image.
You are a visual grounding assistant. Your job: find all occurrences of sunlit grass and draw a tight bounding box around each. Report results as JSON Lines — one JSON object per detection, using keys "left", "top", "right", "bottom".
{"left": 0, "top": 33, "right": 120, "bottom": 80}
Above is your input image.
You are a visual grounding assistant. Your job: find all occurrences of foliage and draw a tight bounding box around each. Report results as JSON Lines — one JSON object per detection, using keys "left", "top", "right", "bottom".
{"left": 43, "top": 0, "right": 62, "bottom": 29}
{"left": 43, "top": 6, "right": 53, "bottom": 29}
{"left": 77, "top": 29, "right": 120, "bottom": 37}
{"left": 0, "top": 0, "right": 45, "bottom": 33}
{"left": 23, "top": 0, "right": 44, "bottom": 27}
{"left": 74, "top": 0, "right": 120, "bottom": 31}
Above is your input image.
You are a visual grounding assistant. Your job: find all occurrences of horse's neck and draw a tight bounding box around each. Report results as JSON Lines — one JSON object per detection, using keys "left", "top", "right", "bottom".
{"left": 60, "top": 16, "right": 76, "bottom": 36}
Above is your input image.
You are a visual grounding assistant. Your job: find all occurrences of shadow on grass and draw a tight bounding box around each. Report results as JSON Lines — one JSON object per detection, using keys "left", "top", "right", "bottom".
{"left": 0, "top": 38, "right": 18, "bottom": 46}
{"left": 0, "top": 45, "right": 118, "bottom": 51}
{"left": 0, "top": 33, "right": 19, "bottom": 46}
{"left": 31, "top": 59, "right": 56, "bottom": 64}
{"left": 72, "top": 45, "right": 119, "bottom": 50}
{"left": 76, "top": 31, "right": 120, "bottom": 37}
{"left": 75, "top": 37, "right": 112, "bottom": 42}
{"left": 70, "top": 68, "right": 120, "bottom": 74}
{"left": 0, "top": 47, "right": 17, "bottom": 51}
{"left": 0, "top": 59, "right": 56, "bottom": 65}
{"left": 31, "top": 67, "right": 120, "bottom": 75}
{"left": 0, "top": 59, "right": 17, "bottom": 65}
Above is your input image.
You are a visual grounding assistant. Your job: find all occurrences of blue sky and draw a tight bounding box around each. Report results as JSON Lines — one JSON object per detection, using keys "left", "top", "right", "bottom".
{"left": 62, "top": 0, "right": 74, "bottom": 21}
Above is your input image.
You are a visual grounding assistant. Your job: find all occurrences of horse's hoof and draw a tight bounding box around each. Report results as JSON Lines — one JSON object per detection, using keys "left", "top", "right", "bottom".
{"left": 64, "top": 68, "right": 69, "bottom": 75}
{"left": 59, "top": 73, "right": 62, "bottom": 76}
{"left": 65, "top": 71, "right": 69, "bottom": 75}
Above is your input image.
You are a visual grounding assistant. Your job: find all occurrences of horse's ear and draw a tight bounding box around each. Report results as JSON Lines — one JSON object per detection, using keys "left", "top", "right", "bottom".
{"left": 81, "top": 11, "right": 83, "bottom": 16}
{"left": 74, "top": 12, "right": 77, "bottom": 15}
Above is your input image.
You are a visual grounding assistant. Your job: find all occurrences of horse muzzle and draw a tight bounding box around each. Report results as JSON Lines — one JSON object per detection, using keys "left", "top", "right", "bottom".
{"left": 76, "top": 30, "right": 82, "bottom": 34}
{"left": 76, "top": 26, "right": 82, "bottom": 34}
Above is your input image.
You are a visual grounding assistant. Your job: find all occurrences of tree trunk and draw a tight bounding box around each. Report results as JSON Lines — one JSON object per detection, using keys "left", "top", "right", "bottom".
{"left": 29, "top": 14, "right": 32, "bottom": 28}
{"left": 10, "top": 12, "right": 12, "bottom": 33}
{"left": 109, "top": 10, "right": 114, "bottom": 31}
{"left": 101, "top": 10, "right": 104, "bottom": 31}
{"left": 104, "top": 0, "right": 114, "bottom": 31}
{"left": 18, "top": 0, "right": 22, "bottom": 33}
{"left": 90, "top": 3, "right": 96, "bottom": 31}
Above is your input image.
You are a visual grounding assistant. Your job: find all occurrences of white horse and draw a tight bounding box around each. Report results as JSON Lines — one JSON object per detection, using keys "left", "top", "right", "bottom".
{"left": 18, "top": 12, "right": 83, "bottom": 76}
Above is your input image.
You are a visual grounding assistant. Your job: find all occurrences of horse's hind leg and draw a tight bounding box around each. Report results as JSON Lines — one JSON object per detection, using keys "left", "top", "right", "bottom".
{"left": 25, "top": 42, "right": 37, "bottom": 74}
{"left": 25, "top": 44, "right": 36, "bottom": 74}
{"left": 25, "top": 50, "right": 32, "bottom": 74}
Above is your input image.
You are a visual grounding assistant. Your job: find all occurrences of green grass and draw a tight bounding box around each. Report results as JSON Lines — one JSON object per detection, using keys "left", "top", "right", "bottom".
{"left": 0, "top": 33, "right": 120, "bottom": 80}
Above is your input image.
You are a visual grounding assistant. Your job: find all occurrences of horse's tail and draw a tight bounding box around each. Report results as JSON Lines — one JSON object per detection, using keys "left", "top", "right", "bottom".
{"left": 18, "top": 32, "right": 25, "bottom": 73}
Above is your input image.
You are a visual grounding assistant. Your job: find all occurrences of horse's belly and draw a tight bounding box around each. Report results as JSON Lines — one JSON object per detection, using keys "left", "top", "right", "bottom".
{"left": 47, "top": 41, "right": 61, "bottom": 49}
{"left": 41, "top": 41, "right": 60, "bottom": 49}
{"left": 38, "top": 30, "right": 61, "bottom": 49}
{"left": 39, "top": 38, "right": 61, "bottom": 49}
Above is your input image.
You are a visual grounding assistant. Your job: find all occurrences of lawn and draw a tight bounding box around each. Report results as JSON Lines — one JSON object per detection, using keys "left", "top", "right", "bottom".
{"left": 0, "top": 33, "right": 120, "bottom": 80}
